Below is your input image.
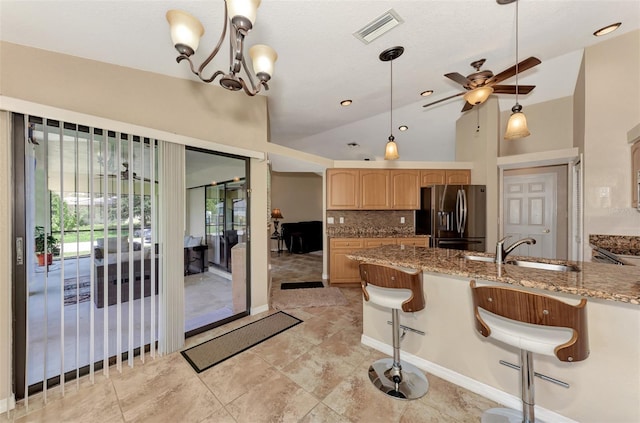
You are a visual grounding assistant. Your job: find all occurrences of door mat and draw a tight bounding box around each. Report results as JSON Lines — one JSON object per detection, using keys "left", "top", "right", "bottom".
{"left": 181, "top": 311, "right": 302, "bottom": 373}
{"left": 280, "top": 281, "right": 325, "bottom": 290}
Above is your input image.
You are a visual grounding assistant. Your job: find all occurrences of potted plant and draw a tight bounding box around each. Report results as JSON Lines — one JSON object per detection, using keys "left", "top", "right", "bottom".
{"left": 35, "top": 226, "right": 59, "bottom": 266}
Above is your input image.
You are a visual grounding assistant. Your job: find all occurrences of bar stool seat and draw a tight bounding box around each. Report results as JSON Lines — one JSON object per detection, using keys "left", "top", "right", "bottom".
{"left": 470, "top": 280, "right": 589, "bottom": 423}
{"left": 360, "top": 263, "right": 429, "bottom": 400}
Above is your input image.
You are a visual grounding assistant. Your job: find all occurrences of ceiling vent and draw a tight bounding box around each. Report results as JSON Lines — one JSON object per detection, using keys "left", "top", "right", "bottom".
{"left": 353, "top": 9, "right": 404, "bottom": 45}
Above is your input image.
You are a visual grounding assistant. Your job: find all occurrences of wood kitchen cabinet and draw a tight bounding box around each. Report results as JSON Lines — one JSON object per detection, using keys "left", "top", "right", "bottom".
{"left": 632, "top": 141, "right": 640, "bottom": 208}
{"left": 327, "top": 169, "right": 359, "bottom": 210}
{"left": 445, "top": 169, "right": 471, "bottom": 185}
{"left": 390, "top": 170, "right": 420, "bottom": 209}
{"left": 420, "top": 169, "right": 471, "bottom": 187}
{"left": 329, "top": 238, "right": 364, "bottom": 284}
{"left": 360, "top": 170, "right": 391, "bottom": 209}
{"left": 420, "top": 170, "right": 446, "bottom": 186}
{"left": 329, "top": 237, "right": 430, "bottom": 284}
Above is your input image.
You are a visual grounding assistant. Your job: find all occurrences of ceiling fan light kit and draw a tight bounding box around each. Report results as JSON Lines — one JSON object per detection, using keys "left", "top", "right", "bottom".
{"left": 463, "top": 86, "right": 494, "bottom": 105}
{"left": 166, "top": 0, "right": 277, "bottom": 96}
{"left": 380, "top": 46, "right": 404, "bottom": 161}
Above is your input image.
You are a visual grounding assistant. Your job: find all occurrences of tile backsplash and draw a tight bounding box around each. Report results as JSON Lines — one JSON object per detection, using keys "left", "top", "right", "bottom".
{"left": 326, "top": 210, "right": 415, "bottom": 237}
{"left": 589, "top": 234, "right": 640, "bottom": 256}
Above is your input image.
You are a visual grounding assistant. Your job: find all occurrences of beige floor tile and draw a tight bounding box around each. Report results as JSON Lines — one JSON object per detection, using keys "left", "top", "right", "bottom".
{"left": 120, "top": 375, "right": 222, "bottom": 423}
{"left": 322, "top": 364, "right": 408, "bottom": 423}
{"left": 287, "top": 315, "right": 350, "bottom": 346}
{"left": 280, "top": 346, "right": 358, "bottom": 399}
{"left": 198, "top": 407, "right": 238, "bottom": 423}
{"left": 250, "top": 330, "right": 316, "bottom": 370}
{"left": 225, "top": 371, "right": 318, "bottom": 423}
{"left": 400, "top": 400, "right": 461, "bottom": 423}
{"left": 418, "top": 375, "right": 498, "bottom": 422}
{"left": 198, "top": 351, "right": 280, "bottom": 405}
{"left": 14, "top": 380, "right": 122, "bottom": 423}
{"left": 299, "top": 402, "right": 353, "bottom": 423}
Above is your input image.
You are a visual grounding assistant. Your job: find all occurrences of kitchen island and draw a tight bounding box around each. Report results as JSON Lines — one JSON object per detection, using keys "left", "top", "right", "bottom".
{"left": 347, "top": 245, "right": 640, "bottom": 423}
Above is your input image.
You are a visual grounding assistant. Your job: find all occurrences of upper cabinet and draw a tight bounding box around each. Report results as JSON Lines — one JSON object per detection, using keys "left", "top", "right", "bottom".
{"left": 327, "top": 168, "right": 471, "bottom": 210}
{"left": 326, "top": 169, "right": 359, "bottom": 210}
{"left": 360, "top": 170, "right": 391, "bottom": 209}
{"left": 390, "top": 170, "right": 420, "bottom": 209}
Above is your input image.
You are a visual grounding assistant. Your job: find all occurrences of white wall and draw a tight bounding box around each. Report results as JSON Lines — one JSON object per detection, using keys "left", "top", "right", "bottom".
{"left": 583, "top": 30, "right": 640, "bottom": 242}
{"left": 270, "top": 172, "right": 323, "bottom": 225}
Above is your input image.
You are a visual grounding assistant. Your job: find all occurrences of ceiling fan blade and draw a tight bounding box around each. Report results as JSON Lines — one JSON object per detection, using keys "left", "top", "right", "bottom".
{"left": 461, "top": 101, "right": 474, "bottom": 112}
{"left": 423, "top": 92, "right": 465, "bottom": 108}
{"left": 492, "top": 84, "right": 536, "bottom": 95}
{"left": 445, "top": 72, "right": 471, "bottom": 87}
{"left": 490, "top": 57, "right": 542, "bottom": 84}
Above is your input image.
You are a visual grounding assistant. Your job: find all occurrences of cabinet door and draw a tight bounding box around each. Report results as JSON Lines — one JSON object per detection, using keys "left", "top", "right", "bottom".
{"left": 329, "top": 239, "right": 364, "bottom": 284}
{"left": 364, "top": 238, "right": 397, "bottom": 248}
{"left": 327, "top": 169, "right": 359, "bottom": 210}
{"left": 632, "top": 141, "right": 640, "bottom": 208}
{"left": 396, "top": 237, "right": 429, "bottom": 247}
{"left": 420, "top": 170, "right": 445, "bottom": 187}
{"left": 390, "top": 170, "right": 420, "bottom": 209}
{"left": 360, "top": 170, "right": 390, "bottom": 209}
{"left": 445, "top": 170, "right": 471, "bottom": 185}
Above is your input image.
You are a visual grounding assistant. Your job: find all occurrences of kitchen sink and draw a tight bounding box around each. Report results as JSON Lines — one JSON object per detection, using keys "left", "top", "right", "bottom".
{"left": 464, "top": 255, "right": 496, "bottom": 263}
{"left": 504, "top": 260, "right": 580, "bottom": 272}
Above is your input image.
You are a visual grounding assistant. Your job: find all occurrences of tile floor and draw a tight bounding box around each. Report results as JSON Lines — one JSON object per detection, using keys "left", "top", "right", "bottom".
{"left": 7, "top": 251, "right": 498, "bottom": 422}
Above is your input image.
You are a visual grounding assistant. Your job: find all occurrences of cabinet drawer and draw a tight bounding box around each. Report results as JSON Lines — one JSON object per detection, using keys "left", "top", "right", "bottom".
{"left": 396, "top": 237, "right": 429, "bottom": 247}
{"left": 330, "top": 239, "right": 364, "bottom": 249}
{"left": 364, "top": 238, "right": 397, "bottom": 248}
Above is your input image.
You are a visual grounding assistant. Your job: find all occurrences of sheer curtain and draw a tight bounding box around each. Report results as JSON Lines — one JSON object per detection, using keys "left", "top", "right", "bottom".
{"left": 157, "top": 141, "right": 185, "bottom": 354}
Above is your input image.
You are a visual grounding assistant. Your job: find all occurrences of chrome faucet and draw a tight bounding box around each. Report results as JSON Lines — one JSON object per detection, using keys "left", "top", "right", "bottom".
{"left": 495, "top": 236, "right": 537, "bottom": 263}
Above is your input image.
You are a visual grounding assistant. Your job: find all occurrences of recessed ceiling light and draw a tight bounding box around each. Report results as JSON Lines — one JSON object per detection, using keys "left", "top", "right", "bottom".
{"left": 593, "top": 22, "right": 622, "bottom": 37}
{"left": 347, "top": 142, "right": 360, "bottom": 148}
{"left": 340, "top": 99, "right": 353, "bottom": 106}
{"left": 398, "top": 125, "right": 408, "bottom": 131}
{"left": 420, "top": 90, "right": 434, "bottom": 97}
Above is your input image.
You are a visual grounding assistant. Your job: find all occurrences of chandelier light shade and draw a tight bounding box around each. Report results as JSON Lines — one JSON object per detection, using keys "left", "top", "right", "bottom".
{"left": 504, "top": 104, "right": 531, "bottom": 139}
{"left": 503, "top": 0, "right": 531, "bottom": 140}
{"left": 166, "top": 0, "right": 277, "bottom": 96}
{"left": 385, "top": 136, "right": 400, "bottom": 160}
{"left": 463, "top": 86, "right": 494, "bottom": 106}
{"left": 380, "top": 46, "right": 404, "bottom": 161}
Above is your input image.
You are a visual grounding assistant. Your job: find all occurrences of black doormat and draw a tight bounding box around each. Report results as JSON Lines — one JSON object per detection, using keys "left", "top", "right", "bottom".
{"left": 181, "top": 311, "right": 302, "bottom": 373}
{"left": 280, "top": 281, "right": 325, "bottom": 290}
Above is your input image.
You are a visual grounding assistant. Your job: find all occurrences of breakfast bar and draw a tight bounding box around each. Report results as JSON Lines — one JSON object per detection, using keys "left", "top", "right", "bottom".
{"left": 347, "top": 245, "right": 640, "bottom": 423}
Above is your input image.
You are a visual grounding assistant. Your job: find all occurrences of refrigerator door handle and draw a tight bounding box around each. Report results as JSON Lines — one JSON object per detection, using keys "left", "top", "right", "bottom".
{"left": 456, "top": 189, "right": 461, "bottom": 233}
{"left": 461, "top": 188, "right": 468, "bottom": 235}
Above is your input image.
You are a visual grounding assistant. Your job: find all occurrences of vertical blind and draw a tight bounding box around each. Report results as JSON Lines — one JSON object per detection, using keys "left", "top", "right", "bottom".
{"left": 20, "top": 115, "right": 174, "bottom": 406}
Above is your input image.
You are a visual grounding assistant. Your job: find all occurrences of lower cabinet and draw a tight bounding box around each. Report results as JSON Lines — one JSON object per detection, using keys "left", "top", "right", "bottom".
{"left": 329, "top": 237, "right": 429, "bottom": 285}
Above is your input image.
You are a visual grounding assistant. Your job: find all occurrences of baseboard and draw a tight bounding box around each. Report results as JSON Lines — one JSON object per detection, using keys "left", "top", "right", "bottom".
{"left": 0, "top": 394, "right": 15, "bottom": 414}
{"left": 207, "top": 266, "right": 232, "bottom": 280}
{"left": 361, "top": 335, "right": 578, "bottom": 423}
{"left": 251, "top": 304, "right": 269, "bottom": 315}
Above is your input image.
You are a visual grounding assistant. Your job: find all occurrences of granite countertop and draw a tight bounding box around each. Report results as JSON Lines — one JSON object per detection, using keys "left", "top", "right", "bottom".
{"left": 347, "top": 245, "right": 640, "bottom": 305}
{"left": 328, "top": 233, "right": 430, "bottom": 239}
{"left": 589, "top": 234, "right": 640, "bottom": 256}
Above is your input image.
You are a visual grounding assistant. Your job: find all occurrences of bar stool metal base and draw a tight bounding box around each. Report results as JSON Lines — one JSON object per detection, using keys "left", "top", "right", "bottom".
{"left": 481, "top": 408, "right": 543, "bottom": 423}
{"left": 368, "top": 358, "right": 429, "bottom": 400}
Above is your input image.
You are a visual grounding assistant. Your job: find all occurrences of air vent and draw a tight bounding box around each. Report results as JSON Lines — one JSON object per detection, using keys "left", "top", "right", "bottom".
{"left": 353, "top": 9, "right": 404, "bottom": 45}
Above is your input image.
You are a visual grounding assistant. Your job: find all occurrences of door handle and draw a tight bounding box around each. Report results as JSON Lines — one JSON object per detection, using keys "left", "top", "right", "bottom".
{"left": 542, "top": 229, "right": 550, "bottom": 233}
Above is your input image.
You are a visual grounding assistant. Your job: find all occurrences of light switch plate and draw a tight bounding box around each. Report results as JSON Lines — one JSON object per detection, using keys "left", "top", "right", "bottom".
{"left": 400, "top": 217, "right": 405, "bottom": 224}
{"left": 327, "top": 217, "right": 334, "bottom": 224}
{"left": 339, "top": 217, "right": 344, "bottom": 224}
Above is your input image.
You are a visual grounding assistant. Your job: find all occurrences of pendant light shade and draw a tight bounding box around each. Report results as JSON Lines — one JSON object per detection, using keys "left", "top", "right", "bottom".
{"left": 166, "top": 10, "right": 205, "bottom": 55}
{"left": 504, "top": 104, "right": 531, "bottom": 139}
{"left": 463, "top": 86, "right": 494, "bottom": 106}
{"left": 380, "top": 46, "right": 404, "bottom": 161}
{"left": 384, "top": 136, "right": 399, "bottom": 160}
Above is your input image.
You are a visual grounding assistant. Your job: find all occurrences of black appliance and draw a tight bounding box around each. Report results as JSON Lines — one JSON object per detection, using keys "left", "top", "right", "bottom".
{"left": 415, "top": 185, "right": 487, "bottom": 252}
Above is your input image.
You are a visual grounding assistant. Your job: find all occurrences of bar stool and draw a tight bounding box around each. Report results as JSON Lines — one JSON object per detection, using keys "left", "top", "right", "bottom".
{"left": 359, "top": 262, "right": 429, "bottom": 400}
{"left": 469, "top": 280, "right": 589, "bottom": 423}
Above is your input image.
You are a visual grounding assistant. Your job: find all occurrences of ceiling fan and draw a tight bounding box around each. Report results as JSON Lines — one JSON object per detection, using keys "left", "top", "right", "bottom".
{"left": 97, "top": 162, "right": 155, "bottom": 183}
{"left": 422, "top": 56, "right": 541, "bottom": 112}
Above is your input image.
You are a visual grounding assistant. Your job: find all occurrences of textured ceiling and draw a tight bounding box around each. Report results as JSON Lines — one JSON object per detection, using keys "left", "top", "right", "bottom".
{"left": 1, "top": 1, "right": 639, "bottom": 169}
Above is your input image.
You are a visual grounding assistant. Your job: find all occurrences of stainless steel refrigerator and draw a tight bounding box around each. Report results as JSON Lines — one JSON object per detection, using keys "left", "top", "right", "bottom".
{"left": 415, "top": 185, "right": 486, "bottom": 251}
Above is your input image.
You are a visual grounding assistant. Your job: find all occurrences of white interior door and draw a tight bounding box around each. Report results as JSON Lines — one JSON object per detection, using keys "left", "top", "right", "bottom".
{"left": 503, "top": 173, "right": 557, "bottom": 259}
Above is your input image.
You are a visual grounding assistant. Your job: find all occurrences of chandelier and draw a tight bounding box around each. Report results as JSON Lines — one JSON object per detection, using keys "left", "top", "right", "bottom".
{"left": 166, "top": 0, "right": 277, "bottom": 96}
{"left": 381, "top": 46, "right": 404, "bottom": 161}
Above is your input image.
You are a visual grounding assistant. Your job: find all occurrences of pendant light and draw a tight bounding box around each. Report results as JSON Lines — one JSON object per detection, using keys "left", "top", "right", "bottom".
{"left": 504, "top": 0, "right": 531, "bottom": 140}
{"left": 381, "top": 46, "right": 404, "bottom": 160}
